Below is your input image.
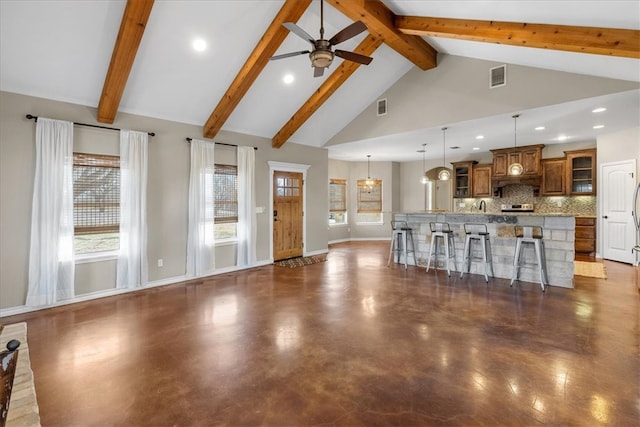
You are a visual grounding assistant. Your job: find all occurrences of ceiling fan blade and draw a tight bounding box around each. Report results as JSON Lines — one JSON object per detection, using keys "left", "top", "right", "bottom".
{"left": 334, "top": 50, "right": 373, "bottom": 65}
{"left": 329, "top": 21, "right": 367, "bottom": 46}
{"left": 314, "top": 66, "right": 325, "bottom": 78}
{"left": 270, "top": 50, "right": 310, "bottom": 61}
{"left": 283, "top": 22, "right": 316, "bottom": 45}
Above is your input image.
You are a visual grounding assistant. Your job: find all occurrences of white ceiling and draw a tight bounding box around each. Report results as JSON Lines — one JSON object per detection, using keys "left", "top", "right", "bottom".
{"left": 1, "top": 0, "right": 638, "bottom": 162}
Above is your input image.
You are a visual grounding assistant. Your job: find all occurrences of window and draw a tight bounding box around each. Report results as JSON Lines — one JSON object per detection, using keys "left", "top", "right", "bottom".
{"left": 213, "top": 164, "right": 238, "bottom": 240}
{"left": 357, "top": 179, "right": 383, "bottom": 223}
{"left": 329, "top": 178, "right": 347, "bottom": 225}
{"left": 73, "top": 153, "right": 120, "bottom": 254}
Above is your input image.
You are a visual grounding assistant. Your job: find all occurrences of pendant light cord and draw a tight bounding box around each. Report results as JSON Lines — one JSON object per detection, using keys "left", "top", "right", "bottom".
{"left": 442, "top": 127, "right": 447, "bottom": 167}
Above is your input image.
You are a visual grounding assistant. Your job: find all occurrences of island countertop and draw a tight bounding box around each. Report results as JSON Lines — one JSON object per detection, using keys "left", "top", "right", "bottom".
{"left": 393, "top": 212, "right": 575, "bottom": 288}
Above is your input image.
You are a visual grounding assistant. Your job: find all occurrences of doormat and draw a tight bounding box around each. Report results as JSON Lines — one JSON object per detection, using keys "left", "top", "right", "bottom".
{"left": 574, "top": 261, "right": 607, "bottom": 279}
{"left": 275, "top": 255, "right": 326, "bottom": 268}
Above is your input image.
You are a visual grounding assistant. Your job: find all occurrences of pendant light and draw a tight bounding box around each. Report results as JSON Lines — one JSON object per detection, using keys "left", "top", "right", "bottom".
{"left": 365, "top": 154, "right": 376, "bottom": 188}
{"left": 418, "top": 143, "right": 429, "bottom": 184}
{"left": 438, "top": 127, "right": 451, "bottom": 181}
{"left": 508, "top": 114, "right": 523, "bottom": 176}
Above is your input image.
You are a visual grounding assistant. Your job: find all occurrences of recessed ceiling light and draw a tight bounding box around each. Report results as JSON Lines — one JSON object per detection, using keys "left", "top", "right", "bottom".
{"left": 557, "top": 135, "right": 569, "bottom": 141}
{"left": 592, "top": 107, "right": 607, "bottom": 113}
{"left": 475, "top": 135, "right": 484, "bottom": 140}
{"left": 283, "top": 74, "right": 294, "bottom": 84}
{"left": 535, "top": 126, "right": 545, "bottom": 131}
{"left": 472, "top": 147, "right": 480, "bottom": 151}
{"left": 593, "top": 125, "right": 605, "bottom": 129}
{"left": 192, "top": 38, "right": 207, "bottom": 52}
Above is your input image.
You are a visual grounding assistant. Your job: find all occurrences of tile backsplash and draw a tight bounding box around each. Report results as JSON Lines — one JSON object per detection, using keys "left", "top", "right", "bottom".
{"left": 453, "top": 184, "right": 597, "bottom": 216}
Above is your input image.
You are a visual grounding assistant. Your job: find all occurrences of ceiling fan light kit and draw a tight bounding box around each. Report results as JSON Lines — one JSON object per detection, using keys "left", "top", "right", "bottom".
{"left": 270, "top": 0, "right": 373, "bottom": 77}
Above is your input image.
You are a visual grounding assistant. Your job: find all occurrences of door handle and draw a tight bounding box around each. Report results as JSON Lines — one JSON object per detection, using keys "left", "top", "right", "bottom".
{"left": 603, "top": 215, "right": 608, "bottom": 219}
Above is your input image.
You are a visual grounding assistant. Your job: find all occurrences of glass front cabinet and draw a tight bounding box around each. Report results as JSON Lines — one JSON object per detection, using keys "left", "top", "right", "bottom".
{"left": 565, "top": 149, "right": 597, "bottom": 195}
{"left": 452, "top": 161, "right": 477, "bottom": 198}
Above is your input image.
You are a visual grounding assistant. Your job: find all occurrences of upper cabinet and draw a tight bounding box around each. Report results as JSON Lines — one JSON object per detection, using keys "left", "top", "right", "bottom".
{"left": 491, "top": 144, "right": 544, "bottom": 178}
{"left": 472, "top": 164, "right": 492, "bottom": 197}
{"left": 541, "top": 158, "right": 566, "bottom": 196}
{"left": 565, "top": 149, "right": 597, "bottom": 195}
{"left": 451, "top": 161, "right": 477, "bottom": 198}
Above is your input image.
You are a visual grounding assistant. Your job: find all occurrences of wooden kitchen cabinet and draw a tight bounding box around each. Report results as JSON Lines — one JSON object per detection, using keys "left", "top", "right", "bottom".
{"left": 566, "top": 149, "right": 597, "bottom": 195}
{"left": 491, "top": 144, "right": 544, "bottom": 177}
{"left": 451, "top": 161, "right": 477, "bottom": 198}
{"left": 520, "top": 147, "right": 542, "bottom": 176}
{"left": 540, "top": 158, "right": 566, "bottom": 196}
{"left": 472, "top": 164, "right": 492, "bottom": 197}
{"left": 575, "top": 216, "right": 596, "bottom": 259}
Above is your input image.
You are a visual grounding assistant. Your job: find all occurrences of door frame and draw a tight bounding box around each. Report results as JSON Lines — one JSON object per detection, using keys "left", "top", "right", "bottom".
{"left": 268, "top": 161, "right": 311, "bottom": 262}
{"left": 599, "top": 158, "right": 636, "bottom": 262}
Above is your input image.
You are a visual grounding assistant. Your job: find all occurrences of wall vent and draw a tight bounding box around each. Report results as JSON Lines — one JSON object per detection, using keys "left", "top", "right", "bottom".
{"left": 489, "top": 64, "right": 507, "bottom": 88}
{"left": 376, "top": 98, "right": 387, "bottom": 116}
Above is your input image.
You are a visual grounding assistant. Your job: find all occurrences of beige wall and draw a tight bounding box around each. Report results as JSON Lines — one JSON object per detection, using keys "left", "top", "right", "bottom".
{"left": 327, "top": 55, "right": 639, "bottom": 146}
{"left": 0, "top": 91, "right": 328, "bottom": 310}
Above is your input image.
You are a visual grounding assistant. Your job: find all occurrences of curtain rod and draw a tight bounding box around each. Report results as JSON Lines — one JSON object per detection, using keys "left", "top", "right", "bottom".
{"left": 185, "top": 137, "right": 257, "bottom": 150}
{"left": 26, "top": 114, "right": 156, "bottom": 137}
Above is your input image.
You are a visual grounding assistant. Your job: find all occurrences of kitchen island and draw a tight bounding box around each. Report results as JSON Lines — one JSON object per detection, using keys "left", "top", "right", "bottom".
{"left": 393, "top": 212, "right": 575, "bottom": 288}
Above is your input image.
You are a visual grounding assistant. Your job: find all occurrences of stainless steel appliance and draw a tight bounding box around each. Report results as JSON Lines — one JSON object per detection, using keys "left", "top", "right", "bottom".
{"left": 501, "top": 203, "right": 534, "bottom": 212}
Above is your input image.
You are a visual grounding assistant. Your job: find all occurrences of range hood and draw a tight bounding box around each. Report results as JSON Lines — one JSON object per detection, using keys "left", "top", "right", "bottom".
{"left": 492, "top": 175, "right": 541, "bottom": 188}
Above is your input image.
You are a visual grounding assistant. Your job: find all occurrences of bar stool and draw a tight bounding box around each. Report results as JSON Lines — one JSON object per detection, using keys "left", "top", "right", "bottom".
{"left": 510, "top": 225, "right": 549, "bottom": 292}
{"left": 387, "top": 220, "right": 416, "bottom": 269}
{"left": 426, "top": 222, "right": 457, "bottom": 276}
{"left": 460, "top": 223, "right": 494, "bottom": 282}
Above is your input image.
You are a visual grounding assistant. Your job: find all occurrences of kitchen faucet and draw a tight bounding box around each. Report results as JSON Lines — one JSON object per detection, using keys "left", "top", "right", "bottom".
{"left": 479, "top": 200, "right": 487, "bottom": 213}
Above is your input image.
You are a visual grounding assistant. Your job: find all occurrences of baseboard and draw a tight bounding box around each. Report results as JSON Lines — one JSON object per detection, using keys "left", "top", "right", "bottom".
{"left": 348, "top": 237, "right": 391, "bottom": 241}
{"left": 0, "top": 259, "right": 275, "bottom": 318}
{"left": 328, "top": 238, "right": 351, "bottom": 245}
{"left": 304, "top": 248, "right": 329, "bottom": 257}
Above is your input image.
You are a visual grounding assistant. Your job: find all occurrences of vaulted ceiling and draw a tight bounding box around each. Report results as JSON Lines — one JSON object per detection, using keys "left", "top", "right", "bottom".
{"left": 1, "top": 1, "right": 638, "bottom": 161}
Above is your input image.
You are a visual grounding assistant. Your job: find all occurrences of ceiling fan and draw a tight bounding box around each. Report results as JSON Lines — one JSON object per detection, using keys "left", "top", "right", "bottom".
{"left": 270, "top": 0, "right": 373, "bottom": 77}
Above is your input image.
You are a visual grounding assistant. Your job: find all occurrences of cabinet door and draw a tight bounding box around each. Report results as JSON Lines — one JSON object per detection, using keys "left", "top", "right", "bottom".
{"left": 472, "top": 165, "right": 492, "bottom": 197}
{"left": 566, "top": 149, "right": 596, "bottom": 195}
{"left": 493, "top": 153, "right": 508, "bottom": 177}
{"left": 541, "top": 158, "right": 565, "bottom": 196}
{"left": 454, "top": 164, "right": 471, "bottom": 198}
{"left": 521, "top": 149, "right": 540, "bottom": 175}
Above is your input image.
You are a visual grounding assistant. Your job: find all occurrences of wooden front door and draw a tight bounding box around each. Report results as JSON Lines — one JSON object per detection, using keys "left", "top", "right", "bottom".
{"left": 273, "top": 171, "right": 303, "bottom": 261}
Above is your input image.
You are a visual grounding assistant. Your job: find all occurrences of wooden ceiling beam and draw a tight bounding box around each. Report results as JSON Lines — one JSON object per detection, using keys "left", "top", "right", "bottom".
{"left": 97, "top": 0, "right": 155, "bottom": 124}
{"left": 203, "top": 0, "right": 312, "bottom": 139}
{"left": 325, "top": 0, "right": 437, "bottom": 70}
{"left": 395, "top": 16, "right": 640, "bottom": 59}
{"left": 272, "top": 34, "right": 383, "bottom": 148}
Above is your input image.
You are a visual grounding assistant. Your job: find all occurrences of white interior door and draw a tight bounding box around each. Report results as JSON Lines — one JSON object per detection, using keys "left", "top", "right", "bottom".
{"left": 601, "top": 160, "right": 636, "bottom": 264}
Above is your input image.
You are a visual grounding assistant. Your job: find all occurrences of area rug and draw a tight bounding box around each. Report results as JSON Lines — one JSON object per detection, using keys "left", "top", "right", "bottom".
{"left": 275, "top": 255, "right": 326, "bottom": 268}
{"left": 574, "top": 260, "right": 607, "bottom": 279}
{"left": 0, "top": 322, "right": 41, "bottom": 427}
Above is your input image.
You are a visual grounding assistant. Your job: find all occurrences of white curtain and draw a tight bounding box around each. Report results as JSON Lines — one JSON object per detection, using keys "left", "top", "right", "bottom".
{"left": 26, "top": 118, "right": 75, "bottom": 306}
{"left": 186, "top": 139, "right": 216, "bottom": 277}
{"left": 237, "top": 146, "right": 256, "bottom": 267}
{"left": 117, "top": 130, "right": 148, "bottom": 289}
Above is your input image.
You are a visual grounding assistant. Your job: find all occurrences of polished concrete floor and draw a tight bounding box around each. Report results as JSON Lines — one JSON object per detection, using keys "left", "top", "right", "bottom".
{"left": 3, "top": 241, "right": 639, "bottom": 426}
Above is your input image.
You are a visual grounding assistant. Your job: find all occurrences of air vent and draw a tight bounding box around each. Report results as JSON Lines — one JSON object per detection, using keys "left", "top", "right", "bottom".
{"left": 489, "top": 64, "right": 507, "bottom": 88}
{"left": 377, "top": 98, "right": 387, "bottom": 116}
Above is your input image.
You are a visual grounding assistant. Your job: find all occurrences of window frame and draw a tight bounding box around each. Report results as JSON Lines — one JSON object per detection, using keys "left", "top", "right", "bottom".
{"left": 329, "top": 178, "right": 347, "bottom": 226}
{"left": 72, "top": 152, "right": 121, "bottom": 257}
{"left": 356, "top": 179, "right": 383, "bottom": 224}
{"left": 213, "top": 163, "right": 239, "bottom": 242}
